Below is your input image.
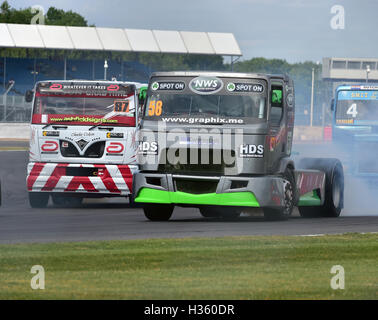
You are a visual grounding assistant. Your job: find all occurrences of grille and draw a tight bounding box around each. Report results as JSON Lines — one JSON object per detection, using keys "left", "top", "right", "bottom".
{"left": 357, "top": 142, "right": 378, "bottom": 174}
{"left": 174, "top": 179, "right": 218, "bottom": 194}
{"left": 60, "top": 140, "right": 105, "bottom": 158}
{"left": 158, "top": 148, "right": 236, "bottom": 175}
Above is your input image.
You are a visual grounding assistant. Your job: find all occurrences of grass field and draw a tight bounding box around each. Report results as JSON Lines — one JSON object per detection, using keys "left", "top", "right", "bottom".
{"left": 0, "top": 233, "right": 377, "bottom": 299}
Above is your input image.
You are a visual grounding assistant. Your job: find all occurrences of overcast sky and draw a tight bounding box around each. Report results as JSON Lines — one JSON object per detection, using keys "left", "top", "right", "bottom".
{"left": 8, "top": 0, "right": 378, "bottom": 63}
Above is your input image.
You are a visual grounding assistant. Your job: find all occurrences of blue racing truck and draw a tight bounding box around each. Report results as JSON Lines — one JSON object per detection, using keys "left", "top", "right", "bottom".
{"left": 332, "top": 84, "right": 378, "bottom": 180}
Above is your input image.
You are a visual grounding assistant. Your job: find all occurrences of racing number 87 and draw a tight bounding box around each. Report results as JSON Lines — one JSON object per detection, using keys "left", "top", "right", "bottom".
{"left": 148, "top": 100, "right": 163, "bottom": 116}
{"left": 114, "top": 101, "right": 130, "bottom": 112}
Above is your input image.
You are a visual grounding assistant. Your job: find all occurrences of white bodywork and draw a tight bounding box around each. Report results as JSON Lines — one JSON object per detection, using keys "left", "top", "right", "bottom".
{"left": 27, "top": 80, "right": 144, "bottom": 197}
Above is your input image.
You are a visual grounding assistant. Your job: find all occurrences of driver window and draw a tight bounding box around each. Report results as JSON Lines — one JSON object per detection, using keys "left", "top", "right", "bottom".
{"left": 270, "top": 85, "right": 283, "bottom": 125}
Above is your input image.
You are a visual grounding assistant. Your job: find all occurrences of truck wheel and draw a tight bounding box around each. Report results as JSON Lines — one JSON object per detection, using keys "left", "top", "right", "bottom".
{"left": 128, "top": 195, "right": 135, "bottom": 208}
{"left": 29, "top": 192, "right": 49, "bottom": 208}
{"left": 143, "top": 204, "right": 174, "bottom": 221}
{"left": 52, "top": 194, "right": 83, "bottom": 207}
{"left": 128, "top": 195, "right": 142, "bottom": 208}
{"left": 298, "top": 158, "right": 344, "bottom": 218}
{"left": 263, "top": 167, "right": 295, "bottom": 221}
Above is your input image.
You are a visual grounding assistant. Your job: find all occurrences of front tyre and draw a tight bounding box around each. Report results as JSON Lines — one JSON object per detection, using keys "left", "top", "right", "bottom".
{"left": 143, "top": 204, "right": 174, "bottom": 221}
{"left": 263, "top": 167, "right": 295, "bottom": 221}
{"left": 29, "top": 192, "right": 49, "bottom": 208}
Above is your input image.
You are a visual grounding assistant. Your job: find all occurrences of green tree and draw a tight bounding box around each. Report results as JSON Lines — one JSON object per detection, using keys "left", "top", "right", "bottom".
{"left": 0, "top": 1, "right": 88, "bottom": 26}
{"left": 0, "top": 1, "right": 33, "bottom": 24}
{"left": 45, "top": 7, "right": 88, "bottom": 26}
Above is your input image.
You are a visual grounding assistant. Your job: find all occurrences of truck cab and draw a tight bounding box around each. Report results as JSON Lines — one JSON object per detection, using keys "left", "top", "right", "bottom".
{"left": 134, "top": 72, "right": 343, "bottom": 220}
{"left": 332, "top": 84, "right": 378, "bottom": 179}
{"left": 26, "top": 80, "right": 146, "bottom": 208}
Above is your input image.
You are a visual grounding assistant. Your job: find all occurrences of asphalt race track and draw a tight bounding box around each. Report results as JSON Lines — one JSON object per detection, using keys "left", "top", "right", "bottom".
{"left": 0, "top": 145, "right": 377, "bottom": 244}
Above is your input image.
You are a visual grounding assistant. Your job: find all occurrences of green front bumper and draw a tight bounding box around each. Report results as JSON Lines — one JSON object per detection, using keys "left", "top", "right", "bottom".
{"left": 135, "top": 188, "right": 260, "bottom": 207}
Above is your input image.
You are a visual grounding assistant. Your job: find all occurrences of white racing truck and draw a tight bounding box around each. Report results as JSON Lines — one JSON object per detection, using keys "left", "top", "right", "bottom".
{"left": 26, "top": 80, "right": 145, "bottom": 208}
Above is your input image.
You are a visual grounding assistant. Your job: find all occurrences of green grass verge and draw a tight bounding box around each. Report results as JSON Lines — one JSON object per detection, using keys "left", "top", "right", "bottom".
{"left": 0, "top": 233, "right": 377, "bottom": 299}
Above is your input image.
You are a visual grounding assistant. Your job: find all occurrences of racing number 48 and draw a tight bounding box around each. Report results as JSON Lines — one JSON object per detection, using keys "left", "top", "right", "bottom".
{"left": 148, "top": 100, "right": 163, "bottom": 116}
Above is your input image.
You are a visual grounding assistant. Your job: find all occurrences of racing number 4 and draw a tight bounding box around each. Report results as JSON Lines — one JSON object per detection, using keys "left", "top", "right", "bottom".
{"left": 148, "top": 100, "right": 163, "bottom": 116}
{"left": 347, "top": 103, "right": 358, "bottom": 118}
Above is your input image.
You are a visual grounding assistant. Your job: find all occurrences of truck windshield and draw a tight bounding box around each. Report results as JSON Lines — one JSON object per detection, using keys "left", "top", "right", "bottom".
{"left": 144, "top": 93, "right": 266, "bottom": 124}
{"left": 32, "top": 94, "right": 136, "bottom": 126}
{"left": 336, "top": 90, "right": 378, "bottom": 125}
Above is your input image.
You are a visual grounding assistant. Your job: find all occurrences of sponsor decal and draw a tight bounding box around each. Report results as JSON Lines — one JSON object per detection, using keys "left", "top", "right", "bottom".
{"left": 138, "top": 141, "right": 158, "bottom": 155}
{"left": 49, "top": 83, "right": 62, "bottom": 90}
{"left": 151, "top": 82, "right": 159, "bottom": 91}
{"left": 336, "top": 119, "right": 354, "bottom": 124}
{"left": 179, "top": 136, "right": 220, "bottom": 146}
{"left": 33, "top": 114, "right": 135, "bottom": 126}
{"left": 189, "top": 76, "right": 223, "bottom": 95}
{"left": 106, "top": 142, "right": 124, "bottom": 155}
{"left": 71, "top": 132, "right": 95, "bottom": 137}
{"left": 161, "top": 116, "right": 244, "bottom": 124}
{"left": 107, "top": 84, "right": 120, "bottom": 91}
{"left": 93, "top": 168, "right": 105, "bottom": 176}
{"left": 107, "top": 132, "right": 124, "bottom": 138}
{"left": 338, "top": 90, "right": 378, "bottom": 101}
{"left": 227, "top": 82, "right": 264, "bottom": 93}
{"left": 239, "top": 144, "right": 264, "bottom": 158}
{"left": 42, "top": 131, "right": 59, "bottom": 137}
{"left": 38, "top": 83, "right": 133, "bottom": 97}
{"left": 41, "top": 141, "right": 59, "bottom": 153}
{"left": 352, "top": 85, "right": 378, "bottom": 90}
{"left": 62, "top": 141, "right": 69, "bottom": 148}
{"left": 49, "top": 116, "right": 119, "bottom": 124}
{"left": 150, "top": 81, "right": 185, "bottom": 91}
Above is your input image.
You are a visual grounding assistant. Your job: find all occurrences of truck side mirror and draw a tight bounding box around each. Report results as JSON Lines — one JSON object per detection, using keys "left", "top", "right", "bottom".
{"left": 138, "top": 87, "right": 147, "bottom": 107}
{"left": 271, "top": 89, "right": 282, "bottom": 104}
{"left": 25, "top": 90, "right": 34, "bottom": 103}
{"left": 330, "top": 98, "right": 335, "bottom": 111}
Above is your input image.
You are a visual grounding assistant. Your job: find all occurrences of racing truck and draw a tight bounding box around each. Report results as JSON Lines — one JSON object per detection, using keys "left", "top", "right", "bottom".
{"left": 331, "top": 84, "right": 378, "bottom": 181}
{"left": 26, "top": 80, "right": 146, "bottom": 208}
{"left": 133, "top": 72, "right": 344, "bottom": 220}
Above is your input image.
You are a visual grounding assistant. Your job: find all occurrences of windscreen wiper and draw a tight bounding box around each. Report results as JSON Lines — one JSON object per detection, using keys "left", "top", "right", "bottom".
{"left": 42, "top": 123, "right": 68, "bottom": 130}
{"left": 88, "top": 124, "right": 114, "bottom": 131}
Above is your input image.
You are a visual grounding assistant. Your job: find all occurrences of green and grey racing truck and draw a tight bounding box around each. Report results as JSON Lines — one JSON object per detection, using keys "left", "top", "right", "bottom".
{"left": 133, "top": 72, "right": 344, "bottom": 221}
